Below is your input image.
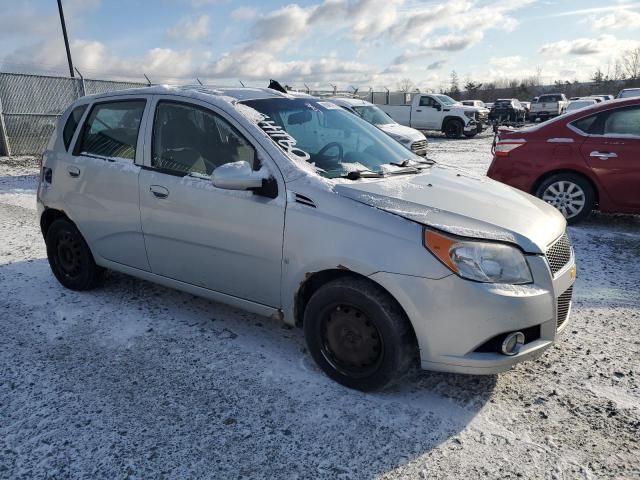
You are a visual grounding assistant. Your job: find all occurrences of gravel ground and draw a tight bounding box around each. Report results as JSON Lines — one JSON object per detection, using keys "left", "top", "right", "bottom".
{"left": 1, "top": 138, "right": 639, "bottom": 479}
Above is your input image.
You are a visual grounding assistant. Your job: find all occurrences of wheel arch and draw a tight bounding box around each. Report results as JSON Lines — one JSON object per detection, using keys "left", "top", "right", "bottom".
{"left": 531, "top": 169, "right": 600, "bottom": 207}
{"left": 40, "top": 208, "right": 72, "bottom": 238}
{"left": 441, "top": 115, "right": 463, "bottom": 130}
{"left": 294, "top": 269, "right": 417, "bottom": 345}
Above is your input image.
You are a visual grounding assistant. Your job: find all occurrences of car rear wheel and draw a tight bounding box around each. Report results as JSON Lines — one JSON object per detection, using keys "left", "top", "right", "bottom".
{"left": 535, "top": 174, "right": 595, "bottom": 224}
{"left": 303, "top": 277, "right": 416, "bottom": 391}
{"left": 444, "top": 119, "right": 463, "bottom": 139}
{"left": 45, "top": 218, "right": 104, "bottom": 290}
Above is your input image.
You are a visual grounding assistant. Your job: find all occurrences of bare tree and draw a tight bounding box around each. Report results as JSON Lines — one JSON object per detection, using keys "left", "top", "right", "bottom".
{"left": 397, "top": 78, "right": 415, "bottom": 92}
{"left": 621, "top": 47, "right": 640, "bottom": 80}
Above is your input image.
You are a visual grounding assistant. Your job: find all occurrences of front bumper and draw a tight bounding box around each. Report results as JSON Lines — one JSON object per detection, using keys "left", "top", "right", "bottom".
{"left": 369, "top": 253, "right": 576, "bottom": 374}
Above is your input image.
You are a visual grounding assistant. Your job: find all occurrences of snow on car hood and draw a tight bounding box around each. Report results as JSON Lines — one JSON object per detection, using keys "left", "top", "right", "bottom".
{"left": 334, "top": 165, "right": 566, "bottom": 254}
{"left": 377, "top": 123, "right": 425, "bottom": 143}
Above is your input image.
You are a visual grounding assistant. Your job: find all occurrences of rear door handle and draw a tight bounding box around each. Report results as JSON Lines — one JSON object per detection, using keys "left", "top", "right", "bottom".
{"left": 416, "top": 109, "right": 422, "bottom": 112}
{"left": 67, "top": 166, "right": 80, "bottom": 177}
{"left": 149, "top": 185, "right": 169, "bottom": 199}
{"left": 590, "top": 151, "right": 618, "bottom": 160}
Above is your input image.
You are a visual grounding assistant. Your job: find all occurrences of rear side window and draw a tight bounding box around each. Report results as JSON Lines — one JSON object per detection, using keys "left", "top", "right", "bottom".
{"left": 63, "top": 105, "right": 87, "bottom": 150}
{"left": 603, "top": 107, "right": 640, "bottom": 136}
{"left": 76, "top": 100, "right": 146, "bottom": 160}
{"left": 571, "top": 115, "right": 598, "bottom": 134}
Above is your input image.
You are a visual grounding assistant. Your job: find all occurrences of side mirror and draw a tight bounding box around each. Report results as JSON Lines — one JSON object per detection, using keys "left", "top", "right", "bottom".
{"left": 211, "top": 161, "right": 278, "bottom": 198}
{"left": 434, "top": 104, "right": 442, "bottom": 111}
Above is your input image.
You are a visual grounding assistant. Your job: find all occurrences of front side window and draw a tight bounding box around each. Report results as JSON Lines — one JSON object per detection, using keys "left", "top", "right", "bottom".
{"left": 63, "top": 105, "right": 87, "bottom": 150}
{"left": 419, "top": 96, "right": 434, "bottom": 107}
{"left": 152, "top": 101, "right": 256, "bottom": 176}
{"left": 241, "top": 98, "right": 423, "bottom": 179}
{"left": 76, "top": 100, "right": 146, "bottom": 160}
{"left": 603, "top": 107, "right": 640, "bottom": 137}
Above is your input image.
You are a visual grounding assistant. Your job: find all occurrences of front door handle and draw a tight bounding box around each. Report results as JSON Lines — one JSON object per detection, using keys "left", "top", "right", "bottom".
{"left": 590, "top": 151, "right": 618, "bottom": 160}
{"left": 149, "top": 185, "right": 169, "bottom": 199}
{"left": 67, "top": 166, "right": 80, "bottom": 177}
{"left": 416, "top": 109, "right": 422, "bottom": 112}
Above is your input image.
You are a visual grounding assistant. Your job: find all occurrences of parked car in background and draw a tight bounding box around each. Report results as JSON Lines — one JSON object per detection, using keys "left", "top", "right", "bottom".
{"left": 488, "top": 97, "right": 640, "bottom": 223}
{"left": 328, "top": 97, "right": 427, "bottom": 156}
{"left": 485, "top": 102, "right": 494, "bottom": 110}
{"left": 39, "top": 85, "right": 577, "bottom": 390}
{"left": 376, "top": 93, "right": 486, "bottom": 138}
{"left": 521, "top": 101, "right": 531, "bottom": 119}
{"left": 529, "top": 94, "right": 568, "bottom": 121}
{"left": 585, "top": 96, "right": 602, "bottom": 103}
{"left": 617, "top": 88, "right": 640, "bottom": 99}
{"left": 489, "top": 99, "right": 527, "bottom": 123}
{"left": 566, "top": 98, "right": 598, "bottom": 113}
{"left": 461, "top": 100, "right": 490, "bottom": 123}
{"left": 592, "top": 94, "right": 613, "bottom": 101}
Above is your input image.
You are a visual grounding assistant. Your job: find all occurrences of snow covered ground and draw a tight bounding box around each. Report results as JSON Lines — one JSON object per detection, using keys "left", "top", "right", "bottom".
{"left": 1, "top": 139, "right": 639, "bottom": 479}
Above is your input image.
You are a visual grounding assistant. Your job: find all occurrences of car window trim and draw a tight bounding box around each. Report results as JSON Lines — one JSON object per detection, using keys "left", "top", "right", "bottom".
{"left": 149, "top": 98, "right": 259, "bottom": 178}
{"left": 63, "top": 104, "right": 88, "bottom": 151}
{"left": 567, "top": 105, "right": 640, "bottom": 139}
{"left": 72, "top": 98, "right": 148, "bottom": 159}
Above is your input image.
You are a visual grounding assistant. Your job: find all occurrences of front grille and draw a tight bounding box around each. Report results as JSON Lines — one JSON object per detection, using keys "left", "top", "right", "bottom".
{"left": 545, "top": 233, "right": 572, "bottom": 276}
{"left": 411, "top": 140, "right": 427, "bottom": 152}
{"left": 556, "top": 286, "right": 573, "bottom": 329}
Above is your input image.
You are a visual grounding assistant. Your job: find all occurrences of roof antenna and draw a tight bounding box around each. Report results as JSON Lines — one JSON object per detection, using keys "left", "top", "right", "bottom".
{"left": 239, "top": 80, "right": 246, "bottom": 87}
{"left": 143, "top": 73, "right": 151, "bottom": 86}
{"left": 196, "top": 78, "right": 203, "bottom": 86}
{"left": 268, "top": 79, "right": 287, "bottom": 93}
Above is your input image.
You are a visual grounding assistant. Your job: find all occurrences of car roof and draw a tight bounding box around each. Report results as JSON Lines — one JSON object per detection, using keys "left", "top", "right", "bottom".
{"left": 325, "top": 97, "right": 370, "bottom": 107}
{"left": 80, "top": 85, "right": 310, "bottom": 103}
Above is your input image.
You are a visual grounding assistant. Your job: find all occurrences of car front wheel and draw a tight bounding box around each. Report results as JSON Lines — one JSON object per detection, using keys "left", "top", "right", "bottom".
{"left": 535, "top": 173, "right": 595, "bottom": 224}
{"left": 303, "top": 277, "right": 416, "bottom": 391}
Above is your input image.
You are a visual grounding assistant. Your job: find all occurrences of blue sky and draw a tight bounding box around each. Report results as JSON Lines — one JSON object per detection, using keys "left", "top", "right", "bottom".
{"left": 1, "top": 0, "right": 639, "bottom": 90}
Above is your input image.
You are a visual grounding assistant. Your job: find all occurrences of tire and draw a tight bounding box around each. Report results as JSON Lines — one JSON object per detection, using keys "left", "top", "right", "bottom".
{"left": 443, "top": 119, "right": 463, "bottom": 139}
{"left": 45, "top": 218, "right": 104, "bottom": 290}
{"left": 463, "top": 131, "right": 477, "bottom": 138}
{"left": 303, "top": 277, "right": 416, "bottom": 391}
{"left": 535, "top": 173, "right": 595, "bottom": 224}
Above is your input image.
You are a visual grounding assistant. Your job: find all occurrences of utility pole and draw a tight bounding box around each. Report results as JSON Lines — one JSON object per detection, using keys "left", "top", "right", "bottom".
{"left": 57, "top": 0, "right": 74, "bottom": 77}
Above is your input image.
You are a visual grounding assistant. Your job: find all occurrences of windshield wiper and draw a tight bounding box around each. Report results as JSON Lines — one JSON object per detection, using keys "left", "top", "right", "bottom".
{"left": 389, "top": 158, "right": 435, "bottom": 169}
{"left": 340, "top": 170, "right": 384, "bottom": 180}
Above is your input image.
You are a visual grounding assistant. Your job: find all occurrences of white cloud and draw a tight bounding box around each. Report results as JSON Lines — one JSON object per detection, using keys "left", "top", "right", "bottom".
{"left": 423, "top": 31, "right": 484, "bottom": 51}
{"left": 591, "top": 8, "right": 640, "bottom": 30}
{"left": 167, "top": 15, "right": 210, "bottom": 42}
{"left": 231, "top": 6, "right": 258, "bottom": 20}
{"left": 489, "top": 56, "right": 523, "bottom": 69}
{"left": 539, "top": 35, "right": 639, "bottom": 56}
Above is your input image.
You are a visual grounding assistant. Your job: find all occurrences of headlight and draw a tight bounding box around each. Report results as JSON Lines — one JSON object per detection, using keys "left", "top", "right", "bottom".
{"left": 424, "top": 229, "right": 533, "bottom": 284}
{"left": 464, "top": 111, "right": 476, "bottom": 120}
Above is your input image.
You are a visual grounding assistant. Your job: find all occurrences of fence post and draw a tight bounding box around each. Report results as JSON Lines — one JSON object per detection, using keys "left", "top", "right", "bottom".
{"left": 0, "top": 95, "right": 10, "bottom": 157}
{"left": 75, "top": 68, "right": 86, "bottom": 96}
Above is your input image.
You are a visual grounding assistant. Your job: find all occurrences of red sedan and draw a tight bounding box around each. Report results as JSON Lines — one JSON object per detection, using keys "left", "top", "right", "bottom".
{"left": 487, "top": 98, "right": 640, "bottom": 223}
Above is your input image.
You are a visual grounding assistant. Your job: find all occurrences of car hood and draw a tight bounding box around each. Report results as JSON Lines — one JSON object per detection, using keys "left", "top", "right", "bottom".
{"left": 377, "top": 123, "right": 426, "bottom": 143}
{"left": 334, "top": 165, "right": 566, "bottom": 254}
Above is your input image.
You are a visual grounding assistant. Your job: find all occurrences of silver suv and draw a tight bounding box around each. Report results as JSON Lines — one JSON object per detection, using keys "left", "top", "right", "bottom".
{"left": 38, "top": 86, "right": 576, "bottom": 390}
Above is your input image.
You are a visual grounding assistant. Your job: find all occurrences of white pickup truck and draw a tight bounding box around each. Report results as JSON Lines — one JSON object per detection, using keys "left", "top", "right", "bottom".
{"left": 529, "top": 93, "right": 568, "bottom": 121}
{"left": 376, "top": 94, "right": 486, "bottom": 139}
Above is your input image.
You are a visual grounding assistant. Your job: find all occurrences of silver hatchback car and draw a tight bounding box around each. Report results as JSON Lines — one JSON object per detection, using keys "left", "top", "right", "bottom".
{"left": 38, "top": 86, "right": 576, "bottom": 390}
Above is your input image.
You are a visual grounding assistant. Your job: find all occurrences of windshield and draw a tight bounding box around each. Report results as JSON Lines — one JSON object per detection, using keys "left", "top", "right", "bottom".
{"left": 352, "top": 105, "right": 395, "bottom": 125}
{"left": 241, "top": 98, "right": 423, "bottom": 179}
{"left": 434, "top": 94, "right": 458, "bottom": 105}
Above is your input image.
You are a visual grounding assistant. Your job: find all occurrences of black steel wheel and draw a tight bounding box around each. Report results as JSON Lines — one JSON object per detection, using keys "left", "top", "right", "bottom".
{"left": 304, "top": 277, "right": 416, "bottom": 391}
{"left": 320, "top": 304, "right": 384, "bottom": 378}
{"left": 444, "top": 119, "right": 463, "bottom": 139}
{"left": 45, "top": 218, "right": 104, "bottom": 290}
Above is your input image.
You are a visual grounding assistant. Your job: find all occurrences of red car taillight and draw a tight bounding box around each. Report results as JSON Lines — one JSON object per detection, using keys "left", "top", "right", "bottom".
{"left": 495, "top": 140, "right": 526, "bottom": 157}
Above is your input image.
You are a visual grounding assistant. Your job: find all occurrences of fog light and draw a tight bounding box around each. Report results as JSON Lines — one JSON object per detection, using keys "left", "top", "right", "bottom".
{"left": 501, "top": 331, "right": 525, "bottom": 356}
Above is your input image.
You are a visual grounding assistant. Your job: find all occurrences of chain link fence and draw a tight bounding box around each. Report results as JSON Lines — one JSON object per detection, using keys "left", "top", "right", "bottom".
{"left": 0, "top": 72, "right": 146, "bottom": 156}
